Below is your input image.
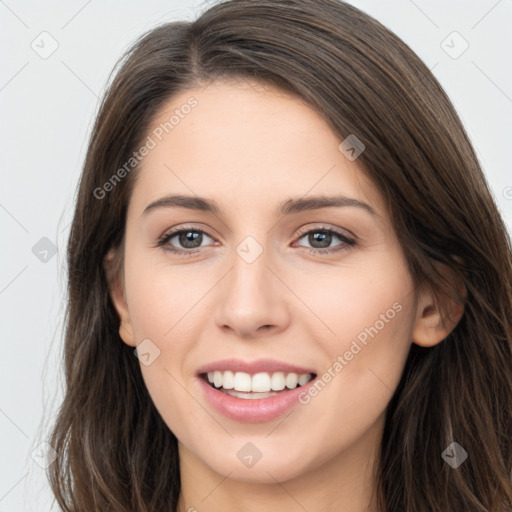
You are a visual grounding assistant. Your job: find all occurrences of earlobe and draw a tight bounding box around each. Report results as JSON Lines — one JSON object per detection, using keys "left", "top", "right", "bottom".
{"left": 104, "top": 249, "right": 136, "bottom": 347}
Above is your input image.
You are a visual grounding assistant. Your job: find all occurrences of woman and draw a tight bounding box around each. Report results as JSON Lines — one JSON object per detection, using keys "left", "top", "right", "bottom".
{"left": 48, "top": 0, "right": 512, "bottom": 510}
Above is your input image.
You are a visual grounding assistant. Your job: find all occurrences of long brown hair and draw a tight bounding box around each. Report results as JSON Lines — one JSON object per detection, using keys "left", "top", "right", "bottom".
{"left": 47, "top": 0, "right": 512, "bottom": 510}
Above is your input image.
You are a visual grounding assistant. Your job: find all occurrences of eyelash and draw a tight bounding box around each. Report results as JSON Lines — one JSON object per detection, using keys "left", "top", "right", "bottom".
{"left": 156, "top": 225, "right": 357, "bottom": 257}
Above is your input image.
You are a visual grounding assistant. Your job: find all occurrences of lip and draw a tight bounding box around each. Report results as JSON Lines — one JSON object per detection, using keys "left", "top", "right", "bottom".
{"left": 196, "top": 358, "right": 316, "bottom": 376}
{"left": 198, "top": 375, "right": 317, "bottom": 423}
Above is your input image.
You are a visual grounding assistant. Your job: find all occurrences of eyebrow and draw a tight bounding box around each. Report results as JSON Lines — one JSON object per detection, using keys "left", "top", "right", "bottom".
{"left": 141, "top": 194, "right": 377, "bottom": 218}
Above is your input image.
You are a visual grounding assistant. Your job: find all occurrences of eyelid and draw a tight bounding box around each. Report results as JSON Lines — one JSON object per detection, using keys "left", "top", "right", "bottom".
{"left": 291, "top": 225, "right": 357, "bottom": 254}
{"left": 156, "top": 225, "right": 215, "bottom": 248}
{"left": 294, "top": 223, "right": 356, "bottom": 241}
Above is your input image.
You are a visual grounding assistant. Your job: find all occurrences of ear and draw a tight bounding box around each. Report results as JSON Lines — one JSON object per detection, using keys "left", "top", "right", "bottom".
{"left": 104, "top": 248, "right": 136, "bottom": 347}
{"left": 412, "top": 263, "right": 466, "bottom": 348}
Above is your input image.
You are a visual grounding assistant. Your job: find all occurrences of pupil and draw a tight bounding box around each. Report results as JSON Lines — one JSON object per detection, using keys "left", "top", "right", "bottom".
{"left": 180, "top": 231, "right": 201, "bottom": 248}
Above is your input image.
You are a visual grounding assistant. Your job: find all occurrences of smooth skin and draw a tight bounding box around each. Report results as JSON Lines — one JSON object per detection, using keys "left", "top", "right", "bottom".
{"left": 106, "top": 79, "right": 463, "bottom": 512}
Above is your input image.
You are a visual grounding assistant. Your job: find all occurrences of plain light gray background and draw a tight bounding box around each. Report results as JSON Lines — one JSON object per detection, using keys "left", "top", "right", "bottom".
{"left": 1, "top": 0, "right": 511, "bottom": 509}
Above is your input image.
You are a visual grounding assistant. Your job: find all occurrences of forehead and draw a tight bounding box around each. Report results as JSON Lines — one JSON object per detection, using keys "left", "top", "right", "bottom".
{"left": 128, "top": 79, "right": 387, "bottom": 223}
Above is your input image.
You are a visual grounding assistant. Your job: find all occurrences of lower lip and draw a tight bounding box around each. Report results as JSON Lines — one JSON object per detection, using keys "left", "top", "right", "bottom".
{"left": 197, "top": 375, "right": 316, "bottom": 423}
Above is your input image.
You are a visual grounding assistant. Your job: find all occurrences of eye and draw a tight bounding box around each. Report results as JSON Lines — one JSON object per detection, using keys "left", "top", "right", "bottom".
{"left": 156, "top": 225, "right": 356, "bottom": 256}
{"left": 157, "top": 227, "right": 215, "bottom": 254}
{"left": 293, "top": 226, "right": 356, "bottom": 254}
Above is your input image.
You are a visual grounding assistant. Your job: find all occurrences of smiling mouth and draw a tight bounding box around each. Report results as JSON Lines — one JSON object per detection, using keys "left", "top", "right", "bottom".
{"left": 201, "top": 371, "right": 316, "bottom": 399}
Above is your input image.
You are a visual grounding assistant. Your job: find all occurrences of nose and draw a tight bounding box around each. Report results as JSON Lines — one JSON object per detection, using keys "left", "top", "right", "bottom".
{"left": 214, "top": 243, "right": 291, "bottom": 340}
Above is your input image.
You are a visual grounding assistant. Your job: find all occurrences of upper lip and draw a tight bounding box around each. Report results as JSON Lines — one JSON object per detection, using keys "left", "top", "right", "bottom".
{"left": 196, "top": 358, "right": 316, "bottom": 376}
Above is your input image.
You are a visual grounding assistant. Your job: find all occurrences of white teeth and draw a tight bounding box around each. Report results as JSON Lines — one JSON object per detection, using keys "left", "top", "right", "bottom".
{"left": 271, "top": 372, "right": 286, "bottom": 391}
{"left": 298, "top": 373, "right": 310, "bottom": 386}
{"left": 205, "top": 370, "right": 313, "bottom": 392}
{"left": 224, "top": 390, "right": 279, "bottom": 399}
{"left": 252, "top": 372, "right": 271, "bottom": 392}
{"left": 285, "top": 372, "right": 299, "bottom": 389}
{"left": 234, "top": 372, "right": 252, "bottom": 392}
{"left": 222, "top": 370, "right": 234, "bottom": 389}
{"left": 213, "top": 370, "right": 223, "bottom": 388}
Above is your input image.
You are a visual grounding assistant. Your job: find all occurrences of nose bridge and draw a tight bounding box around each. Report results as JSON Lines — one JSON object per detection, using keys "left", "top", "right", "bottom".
{"left": 233, "top": 235, "right": 270, "bottom": 291}
{"left": 214, "top": 232, "right": 290, "bottom": 337}
{"left": 229, "top": 233, "right": 275, "bottom": 310}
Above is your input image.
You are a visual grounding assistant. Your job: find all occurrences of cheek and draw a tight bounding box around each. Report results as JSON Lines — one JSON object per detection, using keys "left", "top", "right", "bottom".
{"left": 291, "top": 298, "right": 415, "bottom": 471}
{"left": 124, "top": 255, "right": 213, "bottom": 342}
{"left": 123, "top": 271, "right": 206, "bottom": 445}
{"left": 298, "top": 254, "right": 415, "bottom": 418}
{"left": 328, "top": 300, "right": 414, "bottom": 407}
{"left": 120, "top": 254, "right": 197, "bottom": 390}
{"left": 299, "top": 249, "right": 414, "bottom": 350}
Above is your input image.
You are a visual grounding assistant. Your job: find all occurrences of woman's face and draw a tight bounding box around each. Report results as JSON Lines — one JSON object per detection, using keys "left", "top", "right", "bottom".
{"left": 109, "top": 79, "right": 431, "bottom": 483}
